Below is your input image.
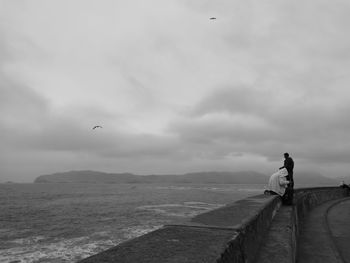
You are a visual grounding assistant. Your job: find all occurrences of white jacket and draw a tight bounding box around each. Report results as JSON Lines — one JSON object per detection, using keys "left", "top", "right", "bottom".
{"left": 267, "top": 168, "right": 290, "bottom": 196}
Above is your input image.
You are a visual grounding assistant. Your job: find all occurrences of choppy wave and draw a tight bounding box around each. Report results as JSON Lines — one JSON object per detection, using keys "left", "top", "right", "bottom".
{"left": 237, "top": 188, "right": 265, "bottom": 192}
{"left": 0, "top": 226, "right": 168, "bottom": 263}
{"left": 136, "top": 202, "right": 223, "bottom": 217}
{"left": 0, "top": 183, "right": 262, "bottom": 262}
{"left": 154, "top": 186, "right": 195, "bottom": 191}
{"left": 122, "top": 225, "right": 163, "bottom": 240}
{"left": 0, "top": 234, "right": 119, "bottom": 263}
{"left": 155, "top": 185, "right": 265, "bottom": 193}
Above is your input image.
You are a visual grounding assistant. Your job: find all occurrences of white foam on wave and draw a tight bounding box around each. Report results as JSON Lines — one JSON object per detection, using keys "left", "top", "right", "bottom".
{"left": 122, "top": 225, "right": 163, "bottom": 240}
{"left": 10, "top": 236, "right": 46, "bottom": 245}
{"left": 154, "top": 186, "right": 194, "bottom": 191}
{"left": 154, "top": 185, "right": 265, "bottom": 194}
{"left": 154, "top": 185, "right": 238, "bottom": 192}
{"left": 237, "top": 188, "right": 264, "bottom": 192}
{"left": 0, "top": 233, "right": 120, "bottom": 263}
{"left": 183, "top": 201, "right": 222, "bottom": 209}
{"left": 136, "top": 202, "right": 223, "bottom": 217}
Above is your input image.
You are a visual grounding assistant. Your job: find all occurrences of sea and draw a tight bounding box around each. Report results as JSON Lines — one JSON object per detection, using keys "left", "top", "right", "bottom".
{"left": 0, "top": 183, "right": 265, "bottom": 263}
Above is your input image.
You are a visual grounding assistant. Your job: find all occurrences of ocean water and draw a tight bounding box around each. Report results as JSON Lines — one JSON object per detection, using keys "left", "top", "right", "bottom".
{"left": 0, "top": 183, "right": 265, "bottom": 263}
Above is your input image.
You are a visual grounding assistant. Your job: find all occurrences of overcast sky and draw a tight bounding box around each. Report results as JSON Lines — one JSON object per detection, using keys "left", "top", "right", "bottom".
{"left": 1, "top": 0, "right": 350, "bottom": 182}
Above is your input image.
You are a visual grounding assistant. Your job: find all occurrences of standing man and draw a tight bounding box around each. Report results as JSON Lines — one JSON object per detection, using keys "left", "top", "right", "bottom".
{"left": 280, "top": 153, "right": 294, "bottom": 205}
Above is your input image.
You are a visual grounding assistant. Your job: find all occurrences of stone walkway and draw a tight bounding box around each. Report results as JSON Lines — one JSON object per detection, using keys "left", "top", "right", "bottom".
{"left": 297, "top": 197, "right": 350, "bottom": 263}
{"left": 327, "top": 198, "right": 350, "bottom": 263}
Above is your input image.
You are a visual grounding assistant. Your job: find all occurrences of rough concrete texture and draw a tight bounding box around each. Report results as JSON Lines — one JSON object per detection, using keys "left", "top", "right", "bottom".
{"left": 296, "top": 198, "right": 350, "bottom": 263}
{"left": 294, "top": 187, "right": 349, "bottom": 224}
{"left": 191, "top": 195, "right": 280, "bottom": 228}
{"left": 79, "top": 194, "right": 281, "bottom": 263}
{"left": 254, "top": 187, "right": 349, "bottom": 263}
{"left": 190, "top": 194, "right": 283, "bottom": 262}
{"left": 79, "top": 188, "right": 349, "bottom": 263}
{"left": 327, "top": 198, "right": 350, "bottom": 263}
{"left": 79, "top": 226, "right": 238, "bottom": 263}
{"left": 254, "top": 206, "right": 295, "bottom": 263}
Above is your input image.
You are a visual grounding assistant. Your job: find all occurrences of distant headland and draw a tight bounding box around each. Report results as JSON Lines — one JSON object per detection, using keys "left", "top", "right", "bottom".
{"left": 33, "top": 170, "right": 339, "bottom": 185}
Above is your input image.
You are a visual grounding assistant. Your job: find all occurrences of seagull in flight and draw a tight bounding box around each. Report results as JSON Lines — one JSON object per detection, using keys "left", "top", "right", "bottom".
{"left": 92, "top": 125, "right": 102, "bottom": 130}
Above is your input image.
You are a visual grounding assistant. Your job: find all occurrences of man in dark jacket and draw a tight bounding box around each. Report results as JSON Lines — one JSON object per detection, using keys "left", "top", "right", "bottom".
{"left": 279, "top": 153, "right": 294, "bottom": 204}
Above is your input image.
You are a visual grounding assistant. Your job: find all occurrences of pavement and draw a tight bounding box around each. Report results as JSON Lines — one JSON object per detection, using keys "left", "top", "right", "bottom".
{"left": 297, "top": 197, "right": 350, "bottom": 263}
{"left": 327, "top": 198, "right": 350, "bottom": 263}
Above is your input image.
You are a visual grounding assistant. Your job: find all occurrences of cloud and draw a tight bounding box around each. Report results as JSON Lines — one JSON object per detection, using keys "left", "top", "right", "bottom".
{"left": 168, "top": 84, "right": 350, "bottom": 167}
{"left": 0, "top": 80, "right": 183, "bottom": 181}
{"left": 0, "top": 75, "right": 178, "bottom": 158}
{"left": 191, "top": 85, "right": 269, "bottom": 116}
{"left": 2, "top": 0, "right": 350, "bottom": 181}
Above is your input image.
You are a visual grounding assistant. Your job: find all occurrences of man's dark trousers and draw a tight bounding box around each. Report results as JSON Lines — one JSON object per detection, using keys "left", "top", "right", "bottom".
{"left": 283, "top": 175, "right": 294, "bottom": 205}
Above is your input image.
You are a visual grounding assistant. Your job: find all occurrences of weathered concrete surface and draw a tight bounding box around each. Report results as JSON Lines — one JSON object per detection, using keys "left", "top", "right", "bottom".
{"left": 254, "top": 187, "right": 349, "bottom": 263}
{"left": 191, "top": 195, "right": 279, "bottom": 227}
{"left": 79, "top": 187, "right": 349, "bottom": 263}
{"left": 79, "top": 194, "right": 281, "bottom": 263}
{"left": 79, "top": 226, "right": 238, "bottom": 263}
{"left": 327, "top": 198, "right": 350, "bottom": 263}
{"left": 254, "top": 206, "right": 295, "bottom": 263}
{"left": 296, "top": 198, "right": 349, "bottom": 263}
{"left": 207, "top": 195, "right": 282, "bottom": 263}
{"left": 294, "top": 187, "right": 349, "bottom": 226}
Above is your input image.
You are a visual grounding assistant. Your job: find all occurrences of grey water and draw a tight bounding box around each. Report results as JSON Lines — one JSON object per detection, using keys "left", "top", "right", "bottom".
{"left": 0, "top": 183, "right": 265, "bottom": 262}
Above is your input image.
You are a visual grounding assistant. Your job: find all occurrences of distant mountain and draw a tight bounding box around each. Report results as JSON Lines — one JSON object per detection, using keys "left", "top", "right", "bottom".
{"left": 34, "top": 170, "right": 341, "bottom": 186}
{"left": 34, "top": 170, "right": 139, "bottom": 183}
{"left": 294, "top": 172, "right": 338, "bottom": 186}
{"left": 34, "top": 170, "right": 270, "bottom": 184}
{"left": 170, "top": 171, "right": 269, "bottom": 184}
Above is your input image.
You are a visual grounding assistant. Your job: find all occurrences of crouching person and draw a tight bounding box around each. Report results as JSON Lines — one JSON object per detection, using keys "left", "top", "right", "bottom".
{"left": 265, "top": 168, "right": 290, "bottom": 199}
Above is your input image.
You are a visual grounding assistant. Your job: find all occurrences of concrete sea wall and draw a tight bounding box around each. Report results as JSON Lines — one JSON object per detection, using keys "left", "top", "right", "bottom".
{"left": 79, "top": 187, "right": 349, "bottom": 263}
{"left": 255, "top": 187, "right": 349, "bottom": 263}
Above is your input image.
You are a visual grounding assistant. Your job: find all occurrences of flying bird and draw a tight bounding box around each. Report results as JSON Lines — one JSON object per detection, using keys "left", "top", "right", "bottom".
{"left": 92, "top": 125, "right": 102, "bottom": 130}
{"left": 210, "top": 17, "right": 217, "bottom": 20}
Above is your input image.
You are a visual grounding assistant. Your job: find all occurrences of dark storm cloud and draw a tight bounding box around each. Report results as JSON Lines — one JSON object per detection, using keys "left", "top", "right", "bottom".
{"left": 191, "top": 86, "right": 268, "bottom": 116}
{"left": 0, "top": 72, "right": 49, "bottom": 148}
{"left": 0, "top": 68, "right": 179, "bottom": 164}
{"left": 2, "top": 0, "right": 350, "bottom": 181}
{"left": 0, "top": 85, "right": 178, "bottom": 160}
{"left": 0, "top": 74, "right": 47, "bottom": 113}
{"left": 18, "top": 118, "right": 179, "bottom": 159}
{"left": 169, "top": 85, "right": 350, "bottom": 165}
